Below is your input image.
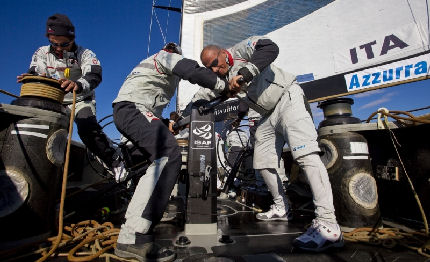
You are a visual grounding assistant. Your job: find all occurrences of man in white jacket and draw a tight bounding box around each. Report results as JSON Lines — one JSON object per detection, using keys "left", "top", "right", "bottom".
{"left": 112, "top": 43, "right": 229, "bottom": 261}
{"left": 17, "top": 13, "right": 126, "bottom": 181}
{"left": 201, "top": 36, "right": 344, "bottom": 252}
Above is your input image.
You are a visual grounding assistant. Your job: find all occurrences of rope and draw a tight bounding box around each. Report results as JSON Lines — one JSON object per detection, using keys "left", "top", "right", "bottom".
{"left": 343, "top": 227, "right": 430, "bottom": 258}
{"left": 0, "top": 89, "right": 19, "bottom": 98}
{"left": 378, "top": 108, "right": 429, "bottom": 236}
{"left": 383, "top": 117, "right": 429, "bottom": 236}
{"left": 366, "top": 108, "right": 430, "bottom": 125}
{"left": 147, "top": 0, "right": 157, "bottom": 58}
{"left": 36, "top": 90, "right": 76, "bottom": 262}
{"left": 19, "top": 76, "right": 65, "bottom": 103}
{"left": 32, "top": 90, "right": 131, "bottom": 261}
{"left": 20, "top": 83, "right": 65, "bottom": 102}
{"left": 356, "top": 107, "right": 430, "bottom": 258}
{"left": 154, "top": 10, "right": 167, "bottom": 45}
{"left": 366, "top": 108, "right": 429, "bottom": 235}
{"left": 26, "top": 220, "right": 131, "bottom": 262}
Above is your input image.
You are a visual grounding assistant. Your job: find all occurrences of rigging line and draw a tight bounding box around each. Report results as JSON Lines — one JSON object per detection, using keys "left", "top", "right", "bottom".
{"left": 178, "top": 0, "right": 183, "bottom": 45}
{"left": 154, "top": 10, "right": 167, "bottom": 44}
{"left": 427, "top": 0, "right": 430, "bottom": 51}
{"left": 165, "top": 0, "right": 172, "bottom": 41}
{"left": 147, "top": 0, "right": 157, "bottom": 58}
{"left": 406, "top": 0, "right": 426, "bottom": 49}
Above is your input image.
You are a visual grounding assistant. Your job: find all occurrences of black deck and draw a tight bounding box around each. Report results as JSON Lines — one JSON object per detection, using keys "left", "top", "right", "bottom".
{"left": 146, "top": 198, "right": 429, "bottom": 262}
{"left": 2, "top": 197, "right": 428, "bottom": 262}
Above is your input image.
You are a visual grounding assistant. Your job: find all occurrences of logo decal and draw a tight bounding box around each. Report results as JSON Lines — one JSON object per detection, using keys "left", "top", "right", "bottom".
{"left": 192, "top": 124, "right": 212, "bottom": 140}
{"left": 293, "top": 145, "right": 306, "bottom": 151}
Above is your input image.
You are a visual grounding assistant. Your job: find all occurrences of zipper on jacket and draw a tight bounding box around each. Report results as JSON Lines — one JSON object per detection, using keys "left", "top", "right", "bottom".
{"left": 153, "top": 94, "right": 159, "bottom": 108}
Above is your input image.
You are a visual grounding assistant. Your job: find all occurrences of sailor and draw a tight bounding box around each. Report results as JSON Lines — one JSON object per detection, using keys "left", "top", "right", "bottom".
{"left": 16, "top": 13, "right": 127, "bottom": 182}
{"left": 112, "top": 42, "right": 229, "bottom": 261}
{"left": 200, "top": 36, "right": 344, "bottom": 252}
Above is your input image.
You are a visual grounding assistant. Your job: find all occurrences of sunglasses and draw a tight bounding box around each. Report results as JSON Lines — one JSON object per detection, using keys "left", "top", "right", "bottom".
{"left": 206, "top": 50, "right": 223, "bottom": 69}
{"left": 50, "top": 41, "right": 72, "bottom": 47}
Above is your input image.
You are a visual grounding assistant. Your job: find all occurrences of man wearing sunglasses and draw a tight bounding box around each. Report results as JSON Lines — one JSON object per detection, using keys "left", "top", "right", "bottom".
{"left": 17, "top": 14, "right": 127, "bottom": 182}
{"left": 201, "top": 36, "right": 344, "bottom": 252}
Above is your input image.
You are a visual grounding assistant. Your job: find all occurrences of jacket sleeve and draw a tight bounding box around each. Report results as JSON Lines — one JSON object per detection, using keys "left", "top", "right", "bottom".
{"left": 181, "top": 87, "right": 220, "bottom": 117}
{"left": 236, "top": 36, "right": 279, "bottom": 82}
{"left": 28, "top": 47, "right": 48, "bottom": 75}
{"left": 156, "top": 50, "right": 229, "bottom": 95}
{"left": 76, "top": 49, "right": 102, "bottom": 92}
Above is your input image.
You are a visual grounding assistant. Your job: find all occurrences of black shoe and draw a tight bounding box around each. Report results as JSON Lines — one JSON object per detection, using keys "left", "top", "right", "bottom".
{"left": 115, "top": 241, "right": 176, "bottom": 262}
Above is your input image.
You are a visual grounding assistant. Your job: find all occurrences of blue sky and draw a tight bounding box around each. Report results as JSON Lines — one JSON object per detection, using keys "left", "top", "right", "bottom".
{"left": 0, "top": 0, "right": 429, "bottom": 143}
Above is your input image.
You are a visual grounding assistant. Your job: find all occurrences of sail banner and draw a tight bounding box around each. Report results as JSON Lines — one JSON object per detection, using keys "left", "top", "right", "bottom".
{"left": 344, "top": 53, "right": 430, "bottom": 92}
{"left": 178, "top": 0, "right": 430, "bottom": 110}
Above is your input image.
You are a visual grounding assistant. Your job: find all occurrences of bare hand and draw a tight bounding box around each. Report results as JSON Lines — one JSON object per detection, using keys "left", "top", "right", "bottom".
{"left": 227, "top": 75, "right": 244, "bottom": 97}
{"left": 59, "top": 79, "right": 80, "bottom": 93}
{"left": 169, "top": 121, "right": 179, "bottom": 135}
{"left": 17, "top": 73, "right": 46, "bottom": 83}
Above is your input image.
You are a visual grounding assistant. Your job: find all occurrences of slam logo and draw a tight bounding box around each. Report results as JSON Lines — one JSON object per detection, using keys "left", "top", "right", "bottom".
{"left": 192, "top": 124, "right": 212, "bottom": 140}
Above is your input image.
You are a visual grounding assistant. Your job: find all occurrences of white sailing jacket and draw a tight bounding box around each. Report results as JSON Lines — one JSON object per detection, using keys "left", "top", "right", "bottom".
{"left": 227, "top": 36, "right": 297, "bottom": 115}
{"left": 113, "top": 50, "right": 228, "bottom": 118}
{"left": 28, "top": 44, "right": 102, "bottom": 104}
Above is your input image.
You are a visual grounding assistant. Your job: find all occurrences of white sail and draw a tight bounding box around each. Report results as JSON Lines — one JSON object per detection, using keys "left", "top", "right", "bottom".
{"left": 178, "top": 0, "right": 430, "bottom": 110}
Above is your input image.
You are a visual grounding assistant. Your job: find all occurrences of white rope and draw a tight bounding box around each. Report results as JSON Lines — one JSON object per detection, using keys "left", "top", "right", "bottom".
{"left": 165, "top": 0, "right": 172, "bottom": 40}
{"left": 154, "top": 10, "right": 167, "bottom": 45}
{"left": 147, "top": 0, "right": 157, "bottom": 58}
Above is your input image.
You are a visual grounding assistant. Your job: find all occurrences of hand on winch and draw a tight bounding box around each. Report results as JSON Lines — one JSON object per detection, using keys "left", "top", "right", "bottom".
{"left": 59, "top": 79, "right": 81, "bottom": 93}
{"left": 228, "top": 75, "right": 246, "bottom": 97}
{"left": 59, "top": 68, "right": 83, "bottom": 93}
{"left": 16, "top": 72, "right": 45, "bottom": 83}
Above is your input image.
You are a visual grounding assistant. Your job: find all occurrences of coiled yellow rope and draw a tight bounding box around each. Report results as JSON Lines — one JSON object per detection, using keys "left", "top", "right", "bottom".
{"left": 19, "top": 76, "right": 65, "bottom": 103}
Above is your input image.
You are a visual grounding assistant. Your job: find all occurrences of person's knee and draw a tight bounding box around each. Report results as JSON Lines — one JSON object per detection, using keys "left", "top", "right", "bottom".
{"left": 295, "top": 152, "right": 322, "bottom": 167}
{"left": 76, "top": 117, "right": 102, "bottom": 138}
{"left": 164, "top": 135, "right": 181, "bottom": 160}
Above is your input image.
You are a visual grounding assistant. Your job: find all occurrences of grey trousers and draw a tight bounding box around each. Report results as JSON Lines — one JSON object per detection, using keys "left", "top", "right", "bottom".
{"left": 113, "top": 102, "right": 181, "bottom": 244}
{"left": 254, "top": 84, "right": 337, "bottom": 224}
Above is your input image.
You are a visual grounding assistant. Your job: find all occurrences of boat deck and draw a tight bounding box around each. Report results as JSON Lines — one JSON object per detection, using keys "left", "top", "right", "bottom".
{"left": 2, "top": 196, "right": 429, "bottom": 262}
{"left": 146, "top": 198, "right": 428, "bottom": 262}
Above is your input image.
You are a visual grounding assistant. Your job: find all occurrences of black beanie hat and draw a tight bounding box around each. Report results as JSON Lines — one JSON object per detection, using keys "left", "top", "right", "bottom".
{"left": 46, "top": 14, "right": 75, "bottom": 38}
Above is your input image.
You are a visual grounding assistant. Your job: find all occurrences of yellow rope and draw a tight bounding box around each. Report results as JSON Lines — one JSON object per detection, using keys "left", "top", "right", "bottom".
{"left": 0, "top": 89, "right": 19, "bottom": 98}
{"left": 343, "top": 227, "right": 430, "bottom": 257}
{"left": 28, "top": 220, "right": 128, "bottom": 262}
{"left": 366, "top": 108, "right": 430, "bottom": 125}
{"left": 18, "top": 75, "right": 65, "bottom": 103}
{"left": 20, "top": 83, "right": 65, "bottom": 102}
{"left": 360, "top": 107, "right": 430, "bottom": 258}
{"left": 366, "top": 108, "right": 429, "bottom": 237}
{"left": 36, "top": 90, "right": 76, "bottom": 262}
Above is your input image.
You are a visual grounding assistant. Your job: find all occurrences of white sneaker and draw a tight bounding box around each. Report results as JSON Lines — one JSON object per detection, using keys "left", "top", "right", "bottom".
{"left": 112, "top": 160, "right": 128, "bottom": 183}
{"left": 293, "top": 219, "right": 344, "bottom": 252}
{"left": 227, "top": 190, "right": 237, "bottom": 199}
{"left": 256, "top": 204, "right": 292, "bottom": 221}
